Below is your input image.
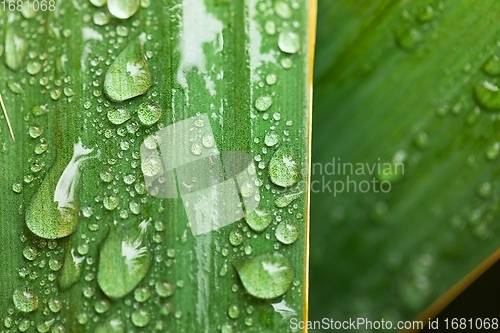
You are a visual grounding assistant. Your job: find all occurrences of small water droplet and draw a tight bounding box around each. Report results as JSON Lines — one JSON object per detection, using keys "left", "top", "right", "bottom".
{"left": 29, "top": 126, "right": 43, "bottom": 138}
{"left": 138, "top": 101, "right": 162, "bottom": 125}
{"left": 266, "top": 73, "right": 277, "bottom": 85}
{"left": 155, "top": 281, "right": 174, "bottom": 297}
{"left": 107, "top": 108, "right": 131, "bottom": 125}
{"left": 229, "top": 230, "right": 244, "bottom": 246}
{"left": 233, "top": 252, "right": 294, "bottom": 299}
{"left": 27, "top": 61, "right": 42, "bottom": 75}
{"left": 131, "top": 309, "right": 151, "bottom": 327}
{"left": 22, "top": 246, "right": 38, "bottom": 261}
{"left": 227, "top": 305, "right": 240, "bottom": 319}
{"left": 275, "top": 191, "right": 302, "bottom": 208}
{"left": 394, "top": 27, "right": 422, "bottom": 50}
{"left": 278, "top": 30, "right": 300, "bottom": 54}
{"left": 103, "top": 195, "right": 120, "bottom": 210}
{"left": 12, "top": 182, "right": 23, "bottom": 193}
{"left": 95, "top": 317, "right": 125, "bottom": 333}
{"left": 108, "top": 0, "right": 140, "bottom": 19}
{"left": 269, "top": 147, "right": 300, "bottom": 187}
{"left": 264, "top": 131, "right": 279, "bottom": 147}
{"left": 274, "top": 1, "right": 292, "bottom": 18}
{"left": 245, "top": 209, "right": 271, "bottom": 232}
{"left": 414, "top": 132, "right": 428, "bottom": 149}
{"left": 255, "top": 95, "right": 273, "bottom": 112}
{"left": 486, "top": 142, "right": 500, "bottom": 160}
{"left": 275, "top": 221, "right": 299, "bottom": 244}
{"left": 93, "top": 11, "right": 110, "bottom": 26}
{"left": 416, "top": 5, "right": 434, "bottom": 23}
{"left": 13, "top": 287, "right": 38, "bottom": 312}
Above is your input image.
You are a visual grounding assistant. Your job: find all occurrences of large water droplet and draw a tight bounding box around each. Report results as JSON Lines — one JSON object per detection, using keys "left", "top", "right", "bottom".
{"left": 59, "top": 248, "right": 84, "bottom": 289}
{"left": 473, "top": 80, "right": 500, "bottom": 110}
{"left": 233, "top": 253, "right": 294, "bottom": 299}
{"left": 97, "top": 220, "right": 151, "bottom": 299}
{"left": 26, "top": 140, "right": 95, "bottom": 239}
{"left": 245, "top": 209, "right": 272, "bottom": 232}
{"left": 278, "top": 30, "right": 300, "bottom": 54}
{"left": 5, "top": 27, "right": 28, "bottom": 70}
{"left": 269, "top": 147, "right": 300, "bottom": 187}
{"left": 13, "top": 287, "right": 38, "bottom": 313}
{"left": 104, "top": 41, "right": 152, "bottom": 102}
{"left": 137, "top": 101, "right": 162, "bottom": 126}
{"left": 274, "top": 1, "right": 292, "bottom": 19}
{"left": 108, "top": 0, "right": 140, "bottom": 19}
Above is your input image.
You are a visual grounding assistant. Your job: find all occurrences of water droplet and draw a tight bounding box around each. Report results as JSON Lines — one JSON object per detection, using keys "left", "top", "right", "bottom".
{"left": 48, "top": 298, "right": 62, "bottom": 313}
{"left": 33, "top": 104, "right": 48, "bottom": 116}
{"left": 264, "top": 21, "right": 276, "bottom": 35}
{"left": 93, "top": 11, "right": 110, "bottom": 26}
{"left": 107, "top": 108, "right": 131, "bottom": 125}
{"left": 94, "top": 299, "right": 111, "bottom": 313}
{"left": 108, "top": 0, "right": 140, "bottom": 19}
{"left": 29, "top": 126, "right": 43, "bottom": 138}
{"left": 269, "top": 147, "right": 300, "bottom": 187}
{"left": 18, "top": 319, "right": 30, "bottom": 332}
{"left": 202, "top": 134, "right": 214, "bottom": 148}
{"left": 141, "top": 156, "right": 162, "bottom": 176}
{"left": 13, "top": 287, "right": 38, "bottom": 312}
{"left": 27, "top": 61, "right": 42, "bottom": 75}
{"left": 21, "top": 1, "right": 38, "bottom": 18}
{"left": 275, "top": 191, "right": 302, "bottom": 208}
{"left": 12, "top": 182, "right": 23, "bottom": 193}
{"left": 266, "top": 73, "right": 277, "bottom": 85}
{"left": 138, "top": 101, "right": 162, "bottom": 125}
{"left": 26, "top": 140, "right": 95, "bottom": 239}
{"left": 104, "top": 41, "right": 152, "bottom": 102}
{"left": 245, "top": 209, "right": 271, "bottom": 232}
{"left": 22, "top": 246, "right": 38, "bottom": 261}
{"left": 264, "top": 131, "right": 279, "bottom": 147}
{"left": 95, "top": 317, "right": 125, "bottom": 333}
{"left": 477, "top": 182, "right": 491, "bottom": 198}
{"left": 233, "top": 252, "right": 294, "bottom": 299}
{"left": 59, "top": 249, "right": 84, "bottom": 290}
{"left": 5, "top": 27, "right": 28, "bottom": 70}
{"left": 97, "top": 222, "right": 151, "bottom": 299}
{"left": 229, "top": 230, "right": 244, "bottom": 246}
{"left": 227, "top": 305, "right": 240, "bottom": 319}
{"left": 191, "top": 142, "right": 203, "bottom": 155}
{"left": 155, "top": 281, "right": 174, "bottom": 297}
{"left": 90, "top": 0, "right": 107, "bottom": 6}
{"left": 486, "top": 142, "right": 500, "bottom": 160}
{"left": 274, "top": 1, "right": 292, "bottom": 19}
{"left": 414, "top": 132, "right": 428, "bottom": 149}
{"left": 281, "top": 57, "right": 293, "bottom": 69}
{"left": 275, "top": 221, "right": 299, "bottom": 244}
{"left": 131, "top": 309, "right": 151, "bottom": 327}
{"left": 103, "top": 195, "right": 120, "bottom": 210}
{"left": 482, "top": 55, "right": 500, "bottom": 76}
{"left": 394, "top": 27, "right": 422, "bottom": 50}
{"left": 36, "top": 319, "right": 55, "bottom": 333}
{"left": 278, "top": 30, "right": 300, "bottom": 54}
{"left": 134, "top": 287, "right": 151, "bottom": 302}
{"left": 416, "top": 5, "right": 434, "bottom": 23}
{"left": 7, "top": 80, "right": 24, "bottom": 94}
{"left": 255, "top": 95, "right": 273, "bottom": 112}
{"left": 221, "top": 323, "right": 233, "bottom": 333}
{"left": 474, "top": 80, "right": 500, "bottom": 110}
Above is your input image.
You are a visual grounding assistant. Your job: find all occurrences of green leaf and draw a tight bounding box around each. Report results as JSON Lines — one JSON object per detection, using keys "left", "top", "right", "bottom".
{"left": 0, "top": 0, "right": 312, "bottom": 332}
{"left": 311, "top": 0, "right": 500, "bottom": 324}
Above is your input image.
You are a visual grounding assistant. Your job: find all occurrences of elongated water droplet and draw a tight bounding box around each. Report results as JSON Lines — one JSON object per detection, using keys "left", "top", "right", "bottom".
{"left": 26, "top": 140, "right": 95, "bottom": 239}
{"left": 278, "top": 30, "right": 300, "bottom": 54}
{"left": 5, "top": 27, "right": 28, "bottom": 70}
{"left": 138, "top": 101, "right": 162, "bottom": 125}
{"left": 233, "top": 253, "right": 294, "bottom": 299}
{"left": 269, "top": 147, "right": 300, "bottom": 187}
{"left": 275, "top": 191, "right": 302, "bottom": 208}
{"left": 275, "top": 221, "right": 299, "bottom": 244}
{"left": 59, "top": 248, "right": 84, "bottom": 289}
{"left": 245, "top": 209, "right": 272, "bottom": 232}
{"left": 7, "top": 80, "right": 24, "bottom": 94}
{"left": 274, "top": 1, "right": 292, "bottom": 19}
{"left": 104, "top": 41, "right": 152, "bottom": 102}
{"left": 108, "top": 0, "right": 140, "bottom": 19}
{"left": 13, "top": 287, "right": 38, "bottom": 313}
{"left": 474, "top": 80, "right": 500, "bottom": 110}
{"left": 97, "top": 220, "right": 151, "bottom": 299}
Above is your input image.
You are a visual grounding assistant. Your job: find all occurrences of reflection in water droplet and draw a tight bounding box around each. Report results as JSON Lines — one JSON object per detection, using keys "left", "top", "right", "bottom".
{"left": 26, "top": 140, "right": 96, "bottom": 239}
{"left": 269, "top": 147, "right": 300, "bottom": 187}
{"left": 13, "top": 287, "right": 38, "bottom": 313}
{"left": 107, "top": 0, "right": 140, "bottom": 19}
{"left": 275, "top": 221, "right": 299, "bottom": 244}
{"left": 278, "top": 30, "right": 300, "bottom": 54}
{"left": 233, "top": 253, "right": 294, "bottom": 299}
